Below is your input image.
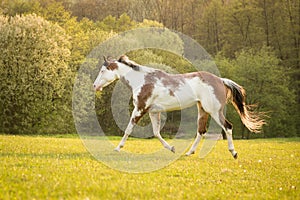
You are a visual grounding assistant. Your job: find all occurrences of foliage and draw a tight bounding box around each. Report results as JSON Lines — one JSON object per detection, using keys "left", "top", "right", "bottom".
{"left": 0, "top": 135, "right": 299, "bottom": 199}
{"left": 0, "top": 0, "right": 298, "bottom": 137}
{"left": 0, "top": 0, "right": 40, "bottom": 16}
{"left": 66, "top": 0, "right": 299, "bottom": 137}
{"left": 0, "top": 14, "right": 73, "bottom": 134}
{"left": 216, "top": 47, "right": 297, "bottom": 138}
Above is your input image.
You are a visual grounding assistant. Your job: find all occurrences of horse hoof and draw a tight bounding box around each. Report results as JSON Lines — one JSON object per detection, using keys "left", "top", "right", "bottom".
{"left": 185, "top": 151, "right": 195, "bottom": 156}
{"left": 233, "top": 152, "right": 238, "bottom": 159}
{"left": 171, "top": 146, "right": 175, "bottom": 153}
{"left": 114, "top": 147, "right": 120, "bottom": 152}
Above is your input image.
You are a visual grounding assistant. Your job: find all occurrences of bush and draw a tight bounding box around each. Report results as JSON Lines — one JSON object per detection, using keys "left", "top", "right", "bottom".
{"left": 0, "top": 14, "right": 74, "bottom": 134}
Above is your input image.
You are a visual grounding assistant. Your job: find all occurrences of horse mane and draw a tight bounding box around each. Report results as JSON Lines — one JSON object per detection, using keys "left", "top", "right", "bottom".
{"left": 118, "top": 55, "right": 141, "bottom": 71}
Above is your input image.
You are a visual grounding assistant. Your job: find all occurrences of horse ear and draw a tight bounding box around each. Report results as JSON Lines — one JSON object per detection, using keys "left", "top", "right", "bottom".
{"left": 103, "top": 56, "right": 107, "bottom": 62}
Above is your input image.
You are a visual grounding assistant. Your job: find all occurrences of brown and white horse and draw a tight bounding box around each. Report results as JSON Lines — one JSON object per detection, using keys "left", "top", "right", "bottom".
{"left": 93, "top": 55, "right": 266, "bottom": 158}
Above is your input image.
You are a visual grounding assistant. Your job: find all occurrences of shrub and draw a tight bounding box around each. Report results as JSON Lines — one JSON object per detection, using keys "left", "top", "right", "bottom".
{"left": 0, "top": 14, "right": 74, "bottom": 134}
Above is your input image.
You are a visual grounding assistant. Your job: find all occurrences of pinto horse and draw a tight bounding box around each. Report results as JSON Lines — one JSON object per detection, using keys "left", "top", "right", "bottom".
{"left": 93, "top": 55, "right": 265, "bottom": 158}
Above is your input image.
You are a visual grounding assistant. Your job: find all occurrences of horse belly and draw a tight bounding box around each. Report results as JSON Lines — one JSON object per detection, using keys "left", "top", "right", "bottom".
{"left": 149, "top": 85, "right": 197, "bottom": 112}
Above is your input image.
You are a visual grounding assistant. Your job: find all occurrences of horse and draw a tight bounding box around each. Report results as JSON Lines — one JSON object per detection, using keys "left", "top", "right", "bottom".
{"left": 93, "top": 55, "right": 266, "bottom": 158}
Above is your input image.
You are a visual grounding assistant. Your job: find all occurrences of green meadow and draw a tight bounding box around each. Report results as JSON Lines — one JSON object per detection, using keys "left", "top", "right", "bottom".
{"left": 0, "top": 135, "right": 299, "bottom": 199}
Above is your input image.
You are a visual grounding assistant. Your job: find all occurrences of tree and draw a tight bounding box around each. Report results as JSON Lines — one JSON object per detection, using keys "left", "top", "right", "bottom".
{"left": 0, "top": 0, "right": 41, "bottom": 16}
{"left": 69, "top": 0, "right": 129, "bottom": 21}
{"left": 196, "top": 0, "right": 225, "bottom": 55}
{"left": 216, "top": 47, "right": 297, "bottom": 138}
{"left": 38, "top": 1, "right": 72, "bottom": 26}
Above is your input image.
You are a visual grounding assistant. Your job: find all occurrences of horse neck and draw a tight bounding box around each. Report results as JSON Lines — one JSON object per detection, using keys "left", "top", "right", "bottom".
{"left": 116, "top": 62, "right": 134, "bottom": 78}
{"left": 117, "top": 63, "right": 147, "bottom": 90}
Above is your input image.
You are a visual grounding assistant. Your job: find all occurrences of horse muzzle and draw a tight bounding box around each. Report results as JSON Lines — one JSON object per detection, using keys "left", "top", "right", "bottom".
{"left": 94, "top": 84, "right": 103, "bottom": 91}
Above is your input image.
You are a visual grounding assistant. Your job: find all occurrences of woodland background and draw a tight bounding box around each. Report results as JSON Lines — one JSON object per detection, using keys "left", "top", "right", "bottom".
{"left": 0, "top": 0, "right": 299, "bottom": 138}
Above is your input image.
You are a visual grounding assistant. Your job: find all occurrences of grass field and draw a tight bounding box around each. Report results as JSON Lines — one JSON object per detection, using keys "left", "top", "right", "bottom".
{"left": 0, "top": 135, "right": 299, "bottom": 199}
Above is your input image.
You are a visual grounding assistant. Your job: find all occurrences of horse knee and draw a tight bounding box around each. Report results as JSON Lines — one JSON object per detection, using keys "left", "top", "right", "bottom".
{"left": 153, "top": 132, "right": 161, "bottom": 138}
{"left": 197, "top": 128, "right": 207, "bottom": 135}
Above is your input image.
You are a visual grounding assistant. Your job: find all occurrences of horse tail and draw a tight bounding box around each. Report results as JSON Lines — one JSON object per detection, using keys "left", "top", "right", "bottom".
{"left": 222, "top": 78, "right": 266, "bottom": 133}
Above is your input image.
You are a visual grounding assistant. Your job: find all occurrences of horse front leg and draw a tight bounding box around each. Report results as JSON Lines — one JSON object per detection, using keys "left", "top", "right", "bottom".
{"left": 114, "top": 122, "right": 134, "bottom": 152}
{"left": 149, "top": 112, "right": 175, "bottom": 153}
{"left": 114, "top": 107, "right": 144, "bottom": 152}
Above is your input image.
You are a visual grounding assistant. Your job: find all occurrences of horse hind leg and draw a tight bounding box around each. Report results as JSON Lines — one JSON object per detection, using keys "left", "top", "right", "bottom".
{"left": 211, "top": 111, "right": 238, "bottom": 159}
{"left": 186, "top": 102, "right": 209, "bottom": 156}
{"left": 224, "top": 120, "right": 238, "bottom": 159}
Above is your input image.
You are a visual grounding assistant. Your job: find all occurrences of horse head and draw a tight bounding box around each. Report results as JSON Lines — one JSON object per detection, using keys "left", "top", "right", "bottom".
{"left": 93, "top": 56, "right": 119, "bottom": 91}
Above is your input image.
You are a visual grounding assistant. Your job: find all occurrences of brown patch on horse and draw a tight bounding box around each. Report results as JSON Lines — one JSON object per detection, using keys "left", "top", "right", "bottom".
{"left": 198, "top": 72, "right": 227, "bottom": 105}
{"left": 133, "top": 82, "right": 154, "bottom": 124}
{"left": 135, "top": 70, "right": 158, "bottom": 118}
{"left": 153, "top": 71, "right": 186, "bottom": 94}
{"left": 197, "top": 102, "right": 209, "bottom": 135}
{"left": 198, "top": 112, "right": 209, "bottom": 135}
{"left": 137, "top": 83, "right": 154, "bottom": 111}
{"left": 131, "top": 107, "right": 150, "bottom": 124}
{"left": 134, "top": 71, "right": 166, "bottom": 122}
{"left": 118, "top": 55, "right": 140, "bottom": 71}
{"left": 169, "top": 90, "right": 175, "bottom": 96}
{"left": 161, "top": 74, "right": 183, "bottom": 89}
{"left": 118, "top": 55, "right": 127, "bottom": 62}
{"left": 181, "top": 71, "right": 226, "bottom": 105}
{"left": 107, "top": 63, "right": 118, "bottom": 71}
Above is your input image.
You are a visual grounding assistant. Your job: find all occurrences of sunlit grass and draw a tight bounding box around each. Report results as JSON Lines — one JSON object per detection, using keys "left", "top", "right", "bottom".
{"left": 0, "top": 135, "right": 299, "bottom": 199}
